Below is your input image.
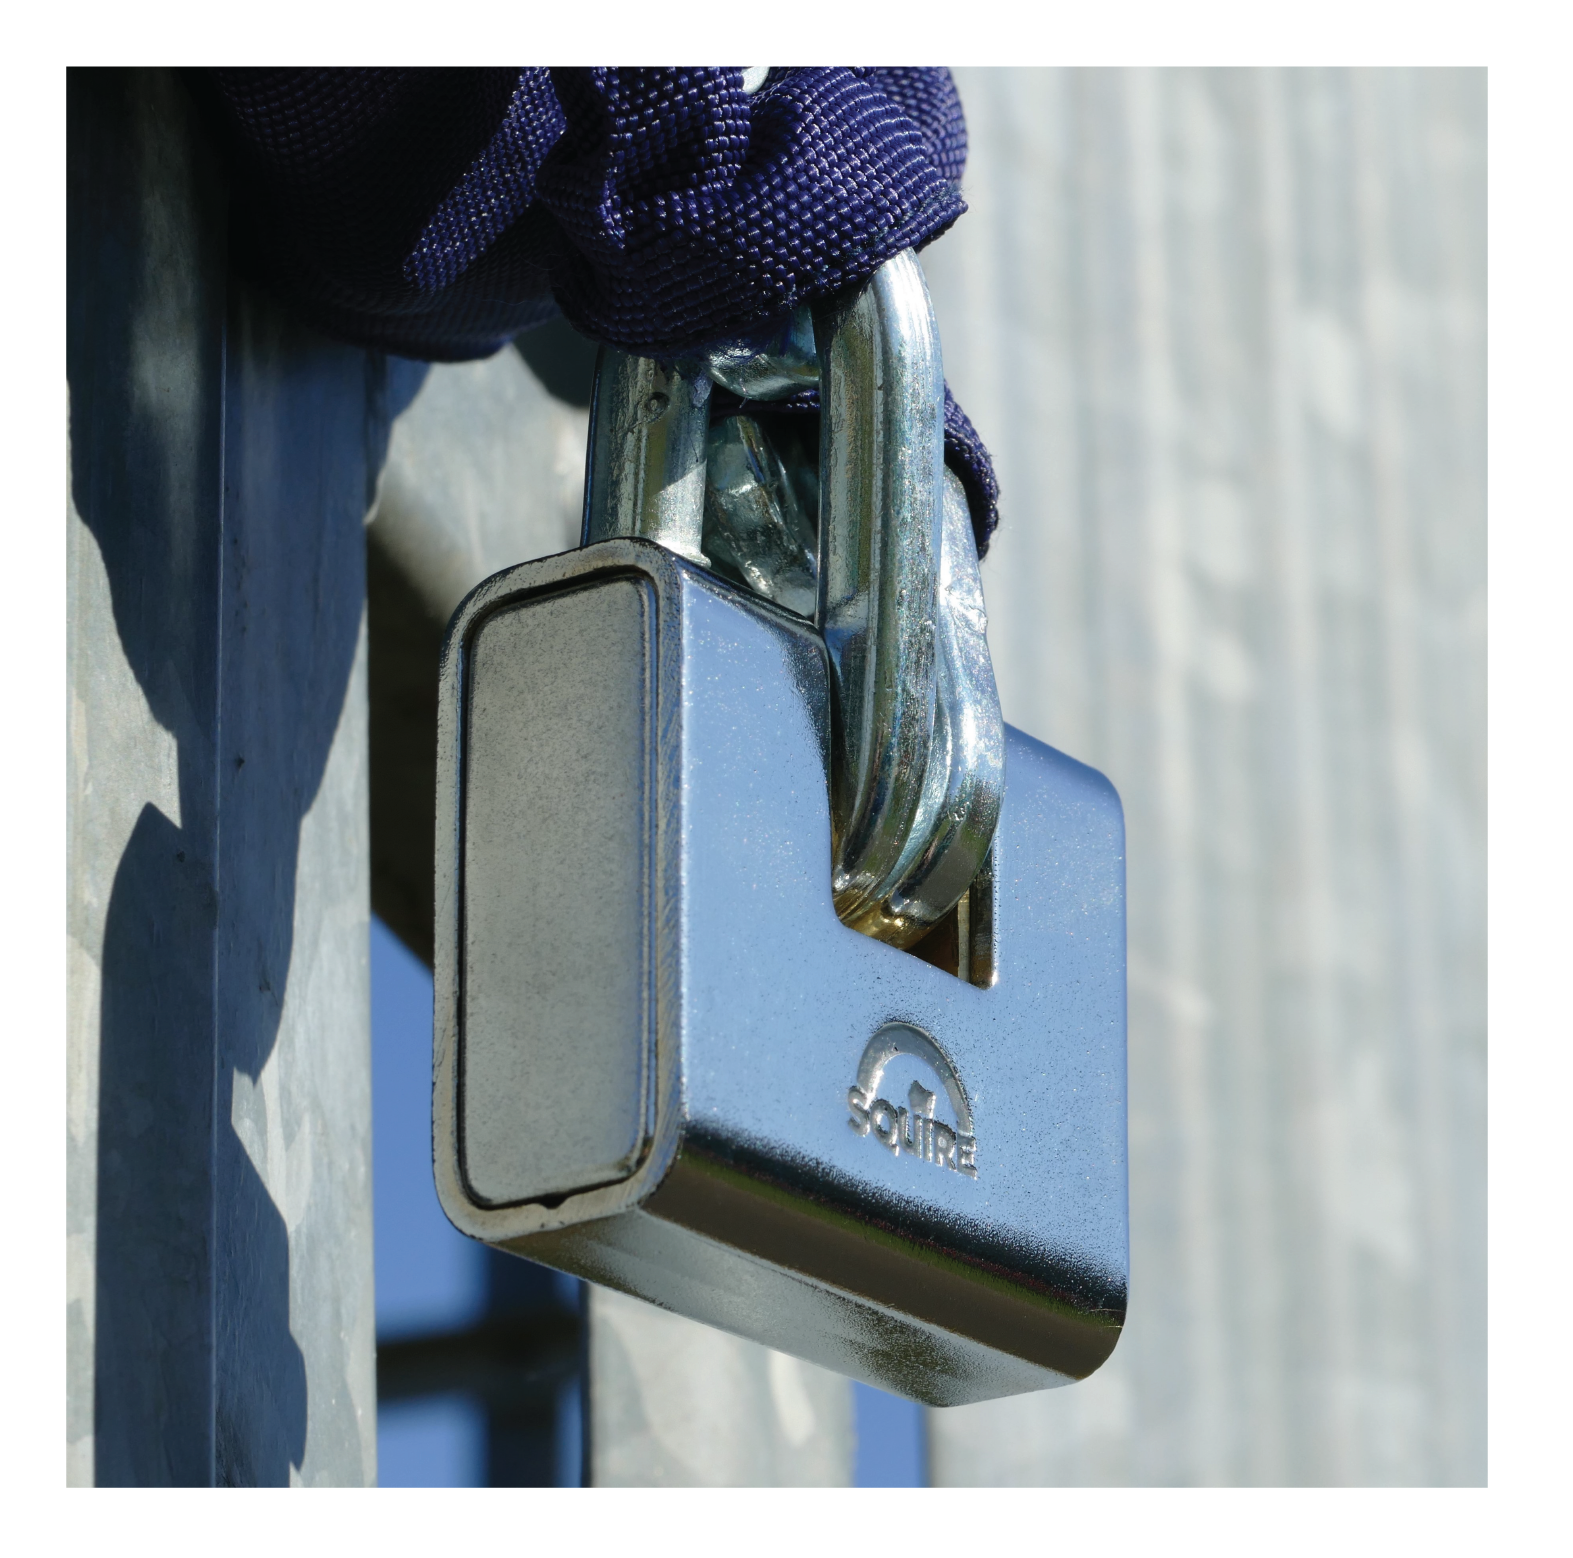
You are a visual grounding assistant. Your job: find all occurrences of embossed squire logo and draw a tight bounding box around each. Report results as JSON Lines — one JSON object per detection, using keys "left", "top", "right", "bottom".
{"left": 847, "top": 1022, "right": 978, "bottom": 1178}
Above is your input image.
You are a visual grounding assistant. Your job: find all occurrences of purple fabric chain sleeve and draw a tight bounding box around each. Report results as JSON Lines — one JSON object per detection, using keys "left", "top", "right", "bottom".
{"left": 536, "top": 67, "right": 964, "bottom": 354}
{"left": 194, "top": 66, "right": 1000, "bottom": 552}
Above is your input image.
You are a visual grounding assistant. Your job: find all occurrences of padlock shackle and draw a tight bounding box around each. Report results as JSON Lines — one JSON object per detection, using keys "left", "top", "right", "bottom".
{"left": 814, "top": 252, "right": 1003, "bottom": 945}
{"left": 579, "top": 250, "right": 1004, "bottom": 951}
{"left": 582, "top": 349, "right": 711, "bottom": 565}
{"left": 813, "top": 253, "right": 944, "bottom": 927}
{"left": 865, "top": 465, "right": 1004, "bottom": 944}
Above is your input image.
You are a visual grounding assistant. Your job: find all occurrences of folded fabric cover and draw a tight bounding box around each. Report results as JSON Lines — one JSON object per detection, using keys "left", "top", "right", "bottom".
{"left": 194, "top": 67, "right": 1000, "bottom": 551}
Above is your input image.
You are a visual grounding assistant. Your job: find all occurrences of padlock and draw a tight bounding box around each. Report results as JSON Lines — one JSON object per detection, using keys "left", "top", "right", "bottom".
{"left": 433, "top": 253, "right": 1128, "bottom": 1406}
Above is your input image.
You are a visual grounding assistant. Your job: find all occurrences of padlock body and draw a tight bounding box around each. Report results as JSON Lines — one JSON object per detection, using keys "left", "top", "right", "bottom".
{"left": 435, "top": 540, "right": 1128, "bottom": 1406}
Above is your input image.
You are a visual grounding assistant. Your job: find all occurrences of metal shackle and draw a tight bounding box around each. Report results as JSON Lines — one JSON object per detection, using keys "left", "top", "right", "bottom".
{"left": 582, "top": 353, "right": 712, "bottom": 565}
{"left": 811, "top": 253, "right": 1003, "bottom": 945}
{"left": 580, "top": 250, "right": 1004, "bottom": 950}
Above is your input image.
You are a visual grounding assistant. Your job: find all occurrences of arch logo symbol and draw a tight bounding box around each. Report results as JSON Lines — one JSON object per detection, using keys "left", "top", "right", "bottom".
{"left": 847, "top": 1022, "right": 978, "bottom": 1178}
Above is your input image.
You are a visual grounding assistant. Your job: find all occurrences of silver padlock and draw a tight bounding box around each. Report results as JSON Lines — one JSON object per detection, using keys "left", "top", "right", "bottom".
{"left": 433, "top": 253, "right": 1127, "bottom": 1405}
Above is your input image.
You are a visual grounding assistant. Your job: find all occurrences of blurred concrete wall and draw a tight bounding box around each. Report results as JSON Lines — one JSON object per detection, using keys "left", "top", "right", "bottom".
{"left": 921, "top": 67, "right": 1485, "bottom": 1487}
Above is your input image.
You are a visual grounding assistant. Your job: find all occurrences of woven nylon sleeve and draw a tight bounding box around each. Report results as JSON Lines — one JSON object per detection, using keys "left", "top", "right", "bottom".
{"left": 536, "top": 68, "right": 964, "bottom": 354}
{"left": 193, "top": 66, "right": 999, "bottom": 550}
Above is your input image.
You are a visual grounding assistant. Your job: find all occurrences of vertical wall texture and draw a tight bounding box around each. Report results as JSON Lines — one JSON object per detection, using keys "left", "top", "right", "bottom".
{"left": 921, "top": 67, "right": 1485, "bottom": 1486}
{"left": 67, "top": 69, "right": 380, "bottom": 1485}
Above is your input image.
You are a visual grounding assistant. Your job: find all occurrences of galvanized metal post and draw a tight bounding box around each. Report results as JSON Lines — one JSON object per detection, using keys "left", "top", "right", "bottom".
{"left": 67, "top": 67, "right": 381, "bottom": 1485}
{"left": 588, "top": 1288, "right": 854, "bottom": 1485}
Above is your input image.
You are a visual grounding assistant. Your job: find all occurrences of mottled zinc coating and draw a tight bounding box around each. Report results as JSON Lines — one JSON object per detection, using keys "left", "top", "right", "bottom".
{"left": 68, "top": 69, "right": 378, "bottom": 1486}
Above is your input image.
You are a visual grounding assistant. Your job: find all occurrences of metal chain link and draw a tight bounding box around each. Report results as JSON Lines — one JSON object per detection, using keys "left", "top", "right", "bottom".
{"left": 581, "top": 250, "right": 1004, "bottom": 947}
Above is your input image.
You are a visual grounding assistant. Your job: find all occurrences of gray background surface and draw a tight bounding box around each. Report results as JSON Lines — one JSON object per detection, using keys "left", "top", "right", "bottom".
{"left": 921, "top": 66, "right": 1484, "bottom": 1487}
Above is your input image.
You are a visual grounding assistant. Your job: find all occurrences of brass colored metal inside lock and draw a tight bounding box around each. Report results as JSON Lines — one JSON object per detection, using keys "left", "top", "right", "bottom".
{"left": 910, "top": 849, "right": 996, "bottom": 989}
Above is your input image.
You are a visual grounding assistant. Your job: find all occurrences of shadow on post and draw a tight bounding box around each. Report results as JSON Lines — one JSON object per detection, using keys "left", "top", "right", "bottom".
{"left": 70, "top": 68, "right": 389, "bottom": 1485}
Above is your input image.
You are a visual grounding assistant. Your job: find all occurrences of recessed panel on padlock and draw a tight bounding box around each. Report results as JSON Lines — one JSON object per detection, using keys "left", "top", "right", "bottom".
{"left": 459, "top": 578, "right": 655, "bottom": 1207}
{"left": 434, "top": 539, "right": 1128, "bottom": 1407}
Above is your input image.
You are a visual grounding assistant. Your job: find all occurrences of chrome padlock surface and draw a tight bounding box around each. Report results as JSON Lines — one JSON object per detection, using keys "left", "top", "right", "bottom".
{"left": 434, "top": 262, "right": 1127, "bottom": 1407}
